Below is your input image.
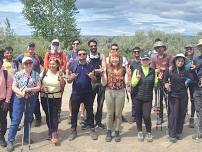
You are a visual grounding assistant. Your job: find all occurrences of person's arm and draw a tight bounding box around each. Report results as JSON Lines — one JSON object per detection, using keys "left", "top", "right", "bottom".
{"left": 12, "top": 80, "right": 25, "bottom": 97}
{"left": 61, "top": 52, "right": 67, "bottom": 72}
{"left": 5, "top": 73, "right": 13, "bottom": 103}
{"left": 101, "top": 53, "right": 107, "bottom": 70}
{"left": 43, "top": 52, "right": 49, "bottom": 70}
{"left": 26, "top": 73, "right": 41, "bottom": 93}
{"left": 150, "top": 56, "right": 156, "bottom": 69}
{"left": 101, "top": 71, "right": 107, "bottom": 86}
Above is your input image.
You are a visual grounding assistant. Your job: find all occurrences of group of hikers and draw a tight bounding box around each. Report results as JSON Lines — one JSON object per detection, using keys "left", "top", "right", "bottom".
{"left": 0, "top": 37, "right": 202, "bottom": 152}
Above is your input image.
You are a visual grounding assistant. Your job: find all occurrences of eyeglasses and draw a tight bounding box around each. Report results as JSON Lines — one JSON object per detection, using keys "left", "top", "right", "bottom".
{"left": 73, "top": 43, "right": 80, "bottom": 45}
{"left": 78, "top": 53, "right": 87, "bottom": 56}
{"left": 24, "top": 61, "right": 33, "bottom": 65}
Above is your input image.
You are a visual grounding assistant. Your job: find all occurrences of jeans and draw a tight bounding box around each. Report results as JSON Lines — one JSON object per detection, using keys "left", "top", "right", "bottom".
{"left": 41, "top": 97, "right": 61, "bottom": 133}
{"left": 7, "top": 95, "right": 37, "bottom": 143}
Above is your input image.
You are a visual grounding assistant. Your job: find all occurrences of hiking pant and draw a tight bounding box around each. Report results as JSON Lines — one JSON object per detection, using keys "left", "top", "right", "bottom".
{"left": 0, "top": 100, "right": 8, "bottom": 138}
{"left": 9, "top": 93, "right": 14, "bottom": 121}
{"left": 131, "top": 90, "right": 136, "bottom": 117}
{"left": 34, "top": 93, "right": 42, "bottom": 121}
{"left": 135, "top": 99, "right": 152, "bottom": 133}
{"left": 168, "top": 92, "right": 188, "bottom": 138}
{"left": 105, "top": 88, "right": 125, "bottom": 131}
{"left": 155, "top": 87, "right": 164, "bottom": 120}
{"left": 92, "top": 83, "right": 105, "bottom": 124}
{"left": 8, "top": 95, "right": 37, "bottom": 144}
{"left": 189, "top": 84, "right": 195, "bottom": 117}
{"left": 41, "top": 97, "right": 61, "bottom": 133}
{"left": 71, "top": 92, "right": 94, "bottom": 129}
{"left": 193, "top": 88, "right": 202, "bottom": 134}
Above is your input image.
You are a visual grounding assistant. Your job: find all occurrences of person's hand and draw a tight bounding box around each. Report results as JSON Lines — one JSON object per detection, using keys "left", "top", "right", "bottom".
{"left": 165, "top": 82, "right": 171, "bottom": 90}
{"left": 88, "top": 71, "right": 95, "bottom": 79}
{"left": 69, "top": 58, "right": 74, "bottom": 64}
{"left": 191, "top": 64, "right": 196, "bottom": 70}
{"left": 155, "top": 68, "right": 160, "bottom": 74}
{"left": 94, "top": 65, "right": 104, "bottom": 75}
{"left": 70, "top": 73, "right": 78, "bottom": 81}
{"left": 1, "top": 102, "right": 9, "bottom": 111}
{"left": 126, "top": 65, "right": 131, "bottom": 78}
{"left": 158, "top": 72, "right": 163, "bottom": 80}
{"left": 136, "top": 70, "right": 141, "bottom": 80}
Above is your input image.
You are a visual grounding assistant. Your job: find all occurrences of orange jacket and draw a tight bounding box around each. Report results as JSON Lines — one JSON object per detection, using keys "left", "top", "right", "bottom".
{"left": 44, "top": 51, "right": 67, "bottom": 72}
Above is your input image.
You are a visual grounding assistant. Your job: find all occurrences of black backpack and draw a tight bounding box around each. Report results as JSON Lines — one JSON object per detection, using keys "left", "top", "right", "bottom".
{"left": 3, "top": 70, "right": 8, "bottom": 89}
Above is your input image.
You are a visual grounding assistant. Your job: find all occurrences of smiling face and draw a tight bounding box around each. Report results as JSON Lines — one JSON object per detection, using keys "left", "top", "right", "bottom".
{"left": 23, "top": 59, "right": 33, "bottom": 71}
{"left": 49, "top": 59, "right": 59, "bottom": 71}
{"left": 110, "top": 56, "right": 120, "bottom": 67}
{"left": 4, "top": 50, "right": 13, "bottom": 61}
{"left": 140, "top": 58, "right": 150, "bottom": 67}
{"left": 72, "top": 40, "right": 80, "bottom": 51}
{"left": 175, "top": 57, "right": 185, "bottom": 68}
{"left": 185, "top": 47, "right": 194, "bottom": 56}
{"left": 77, "top": 50, "right": 87, "bottom": 62}
{"left": 89, "top": 41, "right": 97, "bottom": 53}
{"left": 155, "top": 46, "right": 165, "bottom": 55}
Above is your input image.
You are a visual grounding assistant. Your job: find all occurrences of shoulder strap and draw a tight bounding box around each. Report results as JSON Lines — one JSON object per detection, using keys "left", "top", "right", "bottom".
{"left": 3, "top": 70, "right": 8, "bottom": 89}
{"left": 41, "top": 70, "right": 48, "bottom": 83}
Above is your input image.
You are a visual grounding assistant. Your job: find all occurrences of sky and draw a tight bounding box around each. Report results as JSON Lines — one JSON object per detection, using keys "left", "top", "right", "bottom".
{"left": 0, "top": 0, "right": 202, "bottom": 36}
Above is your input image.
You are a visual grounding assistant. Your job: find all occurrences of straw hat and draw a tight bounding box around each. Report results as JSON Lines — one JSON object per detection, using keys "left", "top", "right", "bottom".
{"left": 153, "top": 41, "right": 167, "bottom": 50}
{"left": 197, "top": 39, "right": 202, "bottom": 47}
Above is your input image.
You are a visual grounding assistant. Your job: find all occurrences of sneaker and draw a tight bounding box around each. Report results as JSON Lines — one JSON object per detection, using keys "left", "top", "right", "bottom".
{"left": 67, "top": 116, "right": 72, "bottom": 124}
{"left": 79, "top": 116, "right": 85, "bottom": 125}
{"left": 145, "top": 133, "right": 153, "bottom": 142}
{"left": 81, "top": 122, "right": 89, "bottom": 130}
{"left": 89, "top": 128, "right": 98, "bottom": 140}
{"left": 122, "top": 116, "right": 128, "bottom": 122}
{"left": 168, "top": 137, "right": 177, "bottom": 143}
{"left": 105, "top": 130, "right": 112, "bottom": 142}
{"left": 128, "top": 116, "right": 136, "bottom": 124}
{"left": 137, "top": 132, "right": 144, "bottom": 142}
{"left": 34, "top": 120, "right": 42, "bottom": 127}
{"left": 176, "top": 134, "right": 182, "bottom": 140}
{"left": 51, "top": 132, "right": 60, "bottom": 145}
{"left": 192, "top": 133, "right": 202, "bottom": 140}
{"left": 96, "top": 123, "right": 106, "bottom": 129}
{"left": 114, "top": 131, "right": 121, "bottom": 142}
{"left": 7, "top": 142, "right": 14, "bottom": 152}
{"left": 0, "top": 136, "right": 7, "bottom": 147}
{"left": 68, "top": 129, "right": 77, "bottom": 141}
{"left": 189, "top": 117, "right": 194, "bottom": 128}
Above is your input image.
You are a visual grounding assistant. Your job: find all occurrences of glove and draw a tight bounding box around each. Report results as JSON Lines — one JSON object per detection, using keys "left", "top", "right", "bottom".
{"left": 1, "top": 102, "right": 10, "bottom": 111}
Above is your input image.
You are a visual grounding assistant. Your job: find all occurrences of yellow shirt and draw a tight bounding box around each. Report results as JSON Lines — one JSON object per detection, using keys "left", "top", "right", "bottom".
{"left": 40, "top": 70, "right": 63, "bottom": 98}
{"left": 3, "top": 59, "right": 18, "bottom": 75}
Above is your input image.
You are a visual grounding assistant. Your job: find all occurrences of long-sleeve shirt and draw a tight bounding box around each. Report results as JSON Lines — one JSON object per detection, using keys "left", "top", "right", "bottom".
{"left": 131, "top": 66, "right": 158, "bottom": 87}
{"left": 0, "top": 68, "right": 13, "bottom": 102}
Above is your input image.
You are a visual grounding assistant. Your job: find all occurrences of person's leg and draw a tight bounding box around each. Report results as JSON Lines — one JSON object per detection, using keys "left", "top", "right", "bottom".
{"left": 189, "top": 85, "right": 195, "bottom": 128}
{"left": 159, "top": 87, "right": 164, "bottom": 123}
{"left": 7, "top": 96, "right": 24, "bottom": 144}
{"left": 0, "top": 101, "right": 8, "bottom": 147}
{"left": 135, "top": 99, "right": 143, "bottom": 132}
{"left": 34, "top": 94, "right": 42, "bottom": 127}
{"left": 9, "top": 93, "right": 14, "bottom": 121}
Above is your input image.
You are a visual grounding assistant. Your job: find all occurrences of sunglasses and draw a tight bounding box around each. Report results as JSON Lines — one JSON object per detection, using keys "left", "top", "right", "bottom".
{"left": 24, "top": 61, "right": 33, "bottom": 65}
{"left": 73, "top": 43, "right": 80, "bottom": 45}
{"left": 52, "top": 42, "right": 59, "bottom": 46}
{"left": 78, "top": 53, "right": 87, "bottom": 56}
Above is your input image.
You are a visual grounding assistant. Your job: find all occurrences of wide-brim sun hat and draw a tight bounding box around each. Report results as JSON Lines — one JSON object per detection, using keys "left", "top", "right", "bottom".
{"left": 197, "top": 39, "right": 202, "bottom": 47}
{"left": 173, "top": 53, "right": 189, "bottom": 65}
{"left": 22, "top": 56, "right": 33, "bottom": 64}
{"left": 153, "top": 41, "right": 167, "bottom": 50}
{"left": 52, "top": 39, "right": 59, "bottom": 43}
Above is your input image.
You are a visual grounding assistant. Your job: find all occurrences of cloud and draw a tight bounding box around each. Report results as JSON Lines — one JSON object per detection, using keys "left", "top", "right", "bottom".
{"left": 0, "top": 0, "right": 23, "bottom": 13}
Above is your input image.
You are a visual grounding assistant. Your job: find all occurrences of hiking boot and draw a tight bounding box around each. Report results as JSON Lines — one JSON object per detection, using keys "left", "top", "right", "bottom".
{"left": 189, "top": 117, "right": 194, "bottom": 128}
{"left": 51, "top": 132, "right": 60, "bottom": 145}
{"left": 0, "top": 136, "right": 7, "bottom": 147}
{"left": 89, "top": 128, "right": 98, "bottom": 140}
{"left": 96, "top": 122, "right": 106, "bottom": 129}
{"left": 128, "top": 116, "right": 136, "bottom": 124}
{"left": 137, "top": 132, "right": 144, "bottom": 142}
{"left": 192, "top": 133, "right": 202, "bottom": 140}
{"left": 34, "top": 119, "right": 42, "bottom": 127}
{"left": 105, "top": 130, "right": 112, "bottom": 142}
{"left": 114, "top": 131, "right": 121, "bottom": 142}
{"left": 168, "top": 137, "right": 177, "bottom": 143}
{"left": 81, "top": 122, "right": 89, "bottom": 130}
{"left": 79, "top": 116, "right": 85, "bottom": 125}
{"left": 122, "top": 116, "right": 128, "bottom": 122}
{"left": 176, "top": 134, "right": 182, "bottom": 140}
{"left": 67, "top": 116, "right": 71, "bottom": 125}
{"left": 7, "top": 142, "right": 14, "bottom": 152}
{"left": 68, "top": 129, "right": 77, "bottom": 141}
{"left": 145, "top": 133, "right": 153, "bottom": 142}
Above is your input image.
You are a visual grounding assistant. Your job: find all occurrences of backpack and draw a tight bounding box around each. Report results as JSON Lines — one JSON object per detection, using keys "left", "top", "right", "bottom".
{"left": 3, "top": 70, "right": 8, "bottom": 89}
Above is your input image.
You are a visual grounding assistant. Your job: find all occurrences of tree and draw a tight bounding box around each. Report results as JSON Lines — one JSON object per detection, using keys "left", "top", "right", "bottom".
{"left": 21, "top": 0, "right": 80, "bottom": 48}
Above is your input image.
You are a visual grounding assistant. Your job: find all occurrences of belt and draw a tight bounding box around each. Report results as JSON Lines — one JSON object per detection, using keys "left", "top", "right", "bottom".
{"left": 40, "top": 91, "right": 62, "bottom": 98}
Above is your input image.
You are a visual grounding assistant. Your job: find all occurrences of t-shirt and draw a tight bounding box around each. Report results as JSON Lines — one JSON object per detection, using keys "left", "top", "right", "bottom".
{"left": 69, "top": 62, "right": 94, "bottom": 94}
{"left": 3, "top": 59, "right": 19, "bottom": 75}
{"left": 14, "top": 70, "right": 40, "bottom": 89}
{"left": 15, "top": 54, "right": 43, "bottom": 73}
{"left": 40, "top": 70, "right": 63, "bottom": 98}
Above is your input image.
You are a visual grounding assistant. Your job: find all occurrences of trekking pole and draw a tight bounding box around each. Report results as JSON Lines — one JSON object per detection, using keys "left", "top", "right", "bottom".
{"left": 28, "top": 101, "right": 31, "bottom": 150}
{"left": 21, "top": 102, "right": 27, "bottom": 152}
{"left": 46, "top": 93, "right": 52, "bottom": 139}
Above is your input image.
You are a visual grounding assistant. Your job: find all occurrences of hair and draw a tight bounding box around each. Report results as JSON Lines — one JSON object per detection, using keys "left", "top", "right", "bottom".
{"left": 77, "top": 49, "right": 87, "bottom": 54}
{"left": 72, "top": 39, "right": 81, "bottom": 45}
{"left": 110, "top": 43, "right": 119, "bottom": 49}
{"left": 88, "top": 39, "right": 97, "bottom": 46}
{"left": 132, "top": 47, "right": 141, "bottom": 51}
{"left": 4, "top": 46, "right": 13, "bottom": 52}
{"left": 49, "top": 57, "right": 60, "bottom": 71}
{"left": 154, "top": 38, "right": 161, "bottom": 42}
{"left": 107, "top": 51, "right": 123, "bottom": 79}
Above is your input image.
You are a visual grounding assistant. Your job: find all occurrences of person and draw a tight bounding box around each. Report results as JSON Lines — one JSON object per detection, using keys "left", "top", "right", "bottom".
{"left": 151, "top": 40, "right": 173, "bottom": 125}
{"left": 66, "top": 39, "right": 85, "bottom": 125}
{"left": 3, "top": 47, "right": 19, "bottom": 121}
{"left": 184, "top": 44, "right": 196, "bottom": 128}
{"left": 81, "top": 39, "right": 106, "bottom": 130}
{"left": 44, "top": 39, "right": 67, "bottom": 73}
{"left": 192, "top": 39, "right": 202, "bottom": 140}
{"left": 15, "top": 42, "right": 43, "bottom": 127}
{"left": 40, "top": 58, "right": 66, "bottom": 145}
{"left": 164, "top": 53, "right": 192, "bottom": 143}
{"left": 67, "top": 49, "right": 98, "bottom": 141}
{"left": 0, "top": 58, "right": 13, "bottom": 147}
{"left": 131, "top": 52, "right": 161, "bottom": 142}
{"left": 128, "top": 47, "right": 141, "bottom": 124}
{"left": 7, "top": 57, "right": 41, "bottom": 152}
{"left": 101, "top": 50, "right": 131, "bottom": 142}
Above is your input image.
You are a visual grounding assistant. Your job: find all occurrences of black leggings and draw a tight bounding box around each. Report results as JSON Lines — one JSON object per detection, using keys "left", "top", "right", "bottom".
{"left": 135, "top": 99, "right": 152, "bottom": 133}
